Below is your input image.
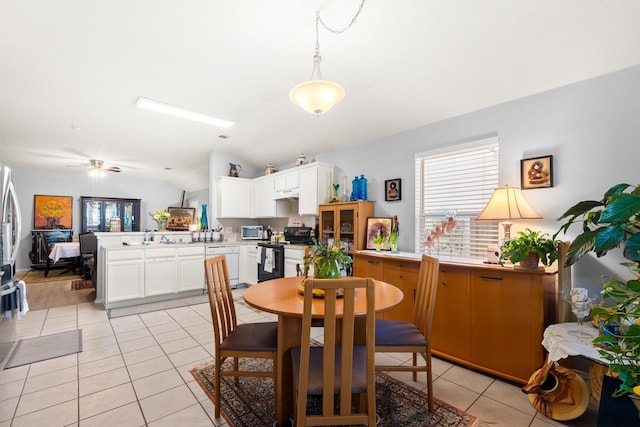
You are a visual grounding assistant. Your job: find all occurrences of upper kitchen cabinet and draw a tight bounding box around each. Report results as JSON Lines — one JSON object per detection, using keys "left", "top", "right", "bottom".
{"left": 216, "top": 176, "right": 251, "bottom": 218}
{"left": 298, "top": 162, "right": 333, "bottom": 215}
{"left": 318, "top": 201, "right": 373, "bottom": 251}
{"left": 252, "top": 175, "right": 289, "bottom": 218}
{"left": 80, "top": 196, "right": 140, "bottom": 233}
{"left": 273, "top": 171, "right": 299, "bottom": 198}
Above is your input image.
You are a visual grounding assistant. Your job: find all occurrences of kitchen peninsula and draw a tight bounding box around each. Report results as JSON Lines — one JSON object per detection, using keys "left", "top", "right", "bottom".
{"left": 95, "top": 232, "right": 231, "bottom": 309}
{"left": 353, "top": 250, "right": 561, "bottom": 384}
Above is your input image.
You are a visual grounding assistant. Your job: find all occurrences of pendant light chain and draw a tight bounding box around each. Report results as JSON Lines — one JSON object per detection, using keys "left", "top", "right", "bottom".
{"left": 317, "top": 0, "right": 366, "bottom": 35}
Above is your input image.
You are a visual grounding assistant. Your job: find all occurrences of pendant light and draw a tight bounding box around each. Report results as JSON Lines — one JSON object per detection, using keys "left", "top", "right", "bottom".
{"left": 289, "top": 1, "right": 366, "bottom": 116}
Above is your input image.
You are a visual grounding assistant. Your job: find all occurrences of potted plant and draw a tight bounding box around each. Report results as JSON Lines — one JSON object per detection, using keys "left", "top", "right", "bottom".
{"left": 499, "top": 228, "right": 560, "bottom": 269}
{"left": 303, "top": 240, "right": 353, "bottom": 279}
{"left": 555, "top": 183, "right": 640, "bottom": 404}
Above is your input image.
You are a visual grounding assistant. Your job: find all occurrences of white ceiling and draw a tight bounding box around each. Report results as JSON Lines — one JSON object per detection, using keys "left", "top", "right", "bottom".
{"left": 2, "top": 0, "right": 640, "bottom": 191}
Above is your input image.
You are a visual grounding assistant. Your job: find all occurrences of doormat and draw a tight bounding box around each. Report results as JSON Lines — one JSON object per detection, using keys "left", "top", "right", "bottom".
{"left": 107, "top": 294, "right": 209, "bottom": 319}
{"left": 191, "top": 358, "right": 477, "bottom": 427}
{"left": 71, "top": 279, "right": 94, "bottom": 290}
{"left": 4, "top": 329, "right": 82, "bottom": 369}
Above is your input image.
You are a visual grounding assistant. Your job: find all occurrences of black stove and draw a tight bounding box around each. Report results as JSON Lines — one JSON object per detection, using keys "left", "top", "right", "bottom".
{"left": 283, "top": 226, "right": 314, "bottom": 245}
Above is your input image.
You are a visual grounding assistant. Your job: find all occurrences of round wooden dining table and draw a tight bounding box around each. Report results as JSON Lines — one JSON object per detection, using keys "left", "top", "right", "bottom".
{"left": 243, "top": 276, "right": 404, "bottom": 427}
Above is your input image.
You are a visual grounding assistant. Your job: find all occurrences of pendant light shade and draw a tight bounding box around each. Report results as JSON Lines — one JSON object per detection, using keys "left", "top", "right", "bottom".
{"left": 289, "top": 80, "right": 345, "bottom": 115}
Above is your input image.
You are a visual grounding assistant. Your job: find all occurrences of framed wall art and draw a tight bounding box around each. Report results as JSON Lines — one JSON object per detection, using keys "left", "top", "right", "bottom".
{"left": 521, "top": 155, "right": 553, "bottom": 189}
{"left": 34, "top": 195, "right": 73, "bottom": 229}
{"left": 365, "top": 217, "right": 392, "bottom": 250}
{"left": 385, "top": 178, "right": 402, "bottom": 201}
{"left": 166, "top": 207, "right": 196, "bottom": 231}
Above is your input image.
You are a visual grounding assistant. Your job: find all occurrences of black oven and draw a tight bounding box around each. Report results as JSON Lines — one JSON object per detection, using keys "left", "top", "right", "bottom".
{"left": 257, "top": 242, "right": 285, "bottom": 282}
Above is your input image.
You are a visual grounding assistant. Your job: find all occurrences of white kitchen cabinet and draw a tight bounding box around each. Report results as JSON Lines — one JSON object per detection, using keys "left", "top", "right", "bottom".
{"left": 177, "top": 246, "right": 205, "bottom": 291}
{"left": 239, "top": 244, "right": 258, "bottom": 285}
{"left": 274, "top": 171, "right": 299, "bottom": 196}
{"left": 217, "top": 176, "right": 252, "bottom": 218}
{"left": 298, "top": 163, "right": 333, "bottom": 215}
{"left": 252, "top": 175, "right": 289, "bottom": 218}
{"left": 105, "top": 249, "right": 145, "bottom": 305}
{"left": 284, "top": 246, "right": 307, "bottom": 277}
{"left": 145, "top": 247, "right": 177, "bottom": 296}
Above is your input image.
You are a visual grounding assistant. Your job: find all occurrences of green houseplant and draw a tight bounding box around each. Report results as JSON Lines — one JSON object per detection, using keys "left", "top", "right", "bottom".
{"left": 499, "top": 228, "right": 560, "bottom": 269}
{"left": 555, "top": 183, "right": 640, "bottom": 399}
{"left": 303, "top": 240, "right": 353, "bottom": 279}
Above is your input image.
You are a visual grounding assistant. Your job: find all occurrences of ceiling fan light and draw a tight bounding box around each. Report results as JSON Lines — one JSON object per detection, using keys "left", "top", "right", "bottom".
{"left": 289, "top": 80, "right": 345, "bottom": 115}
{"left": 88, "top": 168, "right": 105, "bottom": 177}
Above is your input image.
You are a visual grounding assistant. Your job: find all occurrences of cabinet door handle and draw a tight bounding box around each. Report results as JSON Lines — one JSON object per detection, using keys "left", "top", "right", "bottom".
{"left": 367, "top": 260, "right": 379, "bottom": 265}
{"left": 479, "top": 275, "right": 503, "bottom": 281}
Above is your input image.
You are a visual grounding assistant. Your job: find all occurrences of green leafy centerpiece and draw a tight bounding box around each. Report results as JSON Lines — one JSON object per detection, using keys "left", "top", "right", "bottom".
{"left": 499, "top": 228, "right": 560, "bottom": 269}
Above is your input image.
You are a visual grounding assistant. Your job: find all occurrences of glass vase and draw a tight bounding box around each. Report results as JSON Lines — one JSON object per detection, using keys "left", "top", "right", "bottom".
{"left": 390, "top": 241, "right": 398, "bottom": 253}
{"left": 156, "top": 220, "right": 166, "bottom": 231}
{"left": 201, "top": 204, "right": 208, "bottom": 230}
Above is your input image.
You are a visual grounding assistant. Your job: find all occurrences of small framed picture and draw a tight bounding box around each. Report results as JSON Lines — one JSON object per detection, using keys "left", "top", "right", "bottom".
{"left": 521, "top": 155, "right": 553, "bottom": 189}
{"left": 166, "top": 207, "right": 196, "bottom": 231}
{"left": 365, "top": 217, "right": 393, "bottom": 250}
{"left": 385, "top": 178, "right": 401, "bottom": 201}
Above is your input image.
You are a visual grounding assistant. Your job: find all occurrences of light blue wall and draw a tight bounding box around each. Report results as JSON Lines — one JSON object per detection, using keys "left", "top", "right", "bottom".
{"left": 315, "top": 65, "right": 640, "bottom": 293}
{"left": 10, "top": 168, "right": 199, "bottom": 271}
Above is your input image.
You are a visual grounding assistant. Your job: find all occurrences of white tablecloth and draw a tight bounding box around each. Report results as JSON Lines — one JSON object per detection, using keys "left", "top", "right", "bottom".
{"left": 542, "top": 322, "right": 608, "bottom": 364}
{"left": 48, "top": 242, "right": 80, "bottom": 263}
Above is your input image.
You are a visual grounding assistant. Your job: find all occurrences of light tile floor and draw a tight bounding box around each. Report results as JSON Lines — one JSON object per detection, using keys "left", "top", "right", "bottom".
{"left": 0, "top": 288, "right": 598, "bottom": 427}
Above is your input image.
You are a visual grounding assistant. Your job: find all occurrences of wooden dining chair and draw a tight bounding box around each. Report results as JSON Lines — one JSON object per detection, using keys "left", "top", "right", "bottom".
{"left": 204, "top": 255, "right": 278, "bottom": 418}
{"left": 374, "top": 254, "right": 439, "bottom": 412}
{"left": 291, "top": 277, "right": 377, "bottom": 427}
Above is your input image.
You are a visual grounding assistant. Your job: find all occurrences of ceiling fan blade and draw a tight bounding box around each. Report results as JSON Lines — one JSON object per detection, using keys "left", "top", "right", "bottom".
{"left": 105, "top": 166, "right": 121, "bottom": 173}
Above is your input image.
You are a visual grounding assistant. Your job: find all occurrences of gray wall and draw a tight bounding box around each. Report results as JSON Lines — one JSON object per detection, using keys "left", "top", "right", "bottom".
{"left": 10, "top": 168, "right": 205, "bottom": 271}
{"left": 315, "top": 65, "right": 640, "bottom": 294}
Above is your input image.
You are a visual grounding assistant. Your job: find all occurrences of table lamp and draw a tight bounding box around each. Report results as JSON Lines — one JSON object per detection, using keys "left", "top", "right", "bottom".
{"left": 476, "top": 185, "right": 542, "bottom": 242}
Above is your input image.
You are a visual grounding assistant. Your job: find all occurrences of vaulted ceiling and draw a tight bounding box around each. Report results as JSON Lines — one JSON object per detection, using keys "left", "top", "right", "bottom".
{"left": 2, "top": 1, "right": 640, "bottom": 190}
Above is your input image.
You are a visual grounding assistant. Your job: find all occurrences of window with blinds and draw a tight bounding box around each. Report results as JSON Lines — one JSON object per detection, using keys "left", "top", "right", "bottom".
{"left": 414, "top": 137, "right": 499, "bottom": 259}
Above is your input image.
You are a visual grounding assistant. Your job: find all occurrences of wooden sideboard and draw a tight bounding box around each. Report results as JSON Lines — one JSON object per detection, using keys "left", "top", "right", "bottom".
{"left": 353, "top": 252, "right": 559, "bottom": 384}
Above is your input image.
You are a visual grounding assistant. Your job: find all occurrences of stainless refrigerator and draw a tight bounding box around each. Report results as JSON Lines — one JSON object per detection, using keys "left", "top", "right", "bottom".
{"left": 1, "top": 163, "right": 22, "bottom": 362}
{"left": 1, "top": 163, "right": 22, "bottom": 286}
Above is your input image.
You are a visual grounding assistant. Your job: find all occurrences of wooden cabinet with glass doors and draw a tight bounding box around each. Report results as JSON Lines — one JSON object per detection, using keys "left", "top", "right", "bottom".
{"left": 80, "top": 197, "right": 141, "bottom": 233}
{"left": 318, "top": 201, "right": 373, "bottom": 251}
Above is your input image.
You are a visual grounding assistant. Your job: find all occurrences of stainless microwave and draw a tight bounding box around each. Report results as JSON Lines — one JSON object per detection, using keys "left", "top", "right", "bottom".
{"left": 241, "top": 225, "right": 263, "bottom": 240}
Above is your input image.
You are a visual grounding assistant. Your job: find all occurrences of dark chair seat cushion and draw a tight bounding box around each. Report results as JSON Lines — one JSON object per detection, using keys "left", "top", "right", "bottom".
{"left": 375, "top": 319, "right": 427, "bottom": 347}
{"left": 291, "top": 345, "right": 368, "bottom": 394}
{"left": 220, "top": 322, "right": 278, "bottom": 352}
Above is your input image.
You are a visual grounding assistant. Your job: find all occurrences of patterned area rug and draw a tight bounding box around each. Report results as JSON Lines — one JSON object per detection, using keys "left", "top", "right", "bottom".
{"left": 70, "top": 279, "right": 94, "bottom": 290}
{"left": 191, "top": 358, "right": 477, "bottom": 427}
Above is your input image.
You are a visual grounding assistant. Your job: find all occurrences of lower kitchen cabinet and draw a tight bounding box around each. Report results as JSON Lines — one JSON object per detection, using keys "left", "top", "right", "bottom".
{"left": 284, "top": 246, "right": 306, "bottom": 277}
{"left": 353, "top": 252, "right": 559, "bottom": 384}
{"left": 145, "top": 247, "right": 177, "bottom": 296}
{"left": 177, "top": 246, "right": 205, "bottom": 291}
{"left": 105, "top": 249, "right": 145, "bottom": 304}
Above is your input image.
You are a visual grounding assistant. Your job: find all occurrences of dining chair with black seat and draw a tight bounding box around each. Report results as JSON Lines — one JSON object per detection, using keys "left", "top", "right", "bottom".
{"left": 292, "top": 277, "right": 377, "bottom": 427}
{"left": 78, "top": 231, "right": 97, "bottom": 281}
{"left": 204, "top": 255, "right": 278, "bottom": 419}
{"left": 374, "top": 254, "right": 439, "bottom": 413}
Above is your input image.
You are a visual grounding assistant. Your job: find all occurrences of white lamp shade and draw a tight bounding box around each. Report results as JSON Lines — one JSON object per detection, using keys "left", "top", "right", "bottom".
{"left": 289, "top": 80, "right": 345, "bottom": 115}
{"left": 476, "top": 186, "right": 542, "bottom": 220}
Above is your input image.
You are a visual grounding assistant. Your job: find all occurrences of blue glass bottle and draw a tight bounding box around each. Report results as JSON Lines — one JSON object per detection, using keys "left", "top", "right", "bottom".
{"left": 201, "top": 203, "right": 208, "bottom": 230}
{"left": 360, "top": 175, "right": 368, "bottom": 200}
{"left": 350, "top": 176, "right": 360, "bottom": 201}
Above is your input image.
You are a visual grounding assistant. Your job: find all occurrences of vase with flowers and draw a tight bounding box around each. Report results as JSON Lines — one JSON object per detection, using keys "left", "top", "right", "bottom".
{"left": 389, "top": 215, "right": 399, "bottom": 252}
{"left": 372, "top": 229, "right": 386, "bottom": 251}
{"left": 150, "top": 209, "right": 170, "bottom": 231}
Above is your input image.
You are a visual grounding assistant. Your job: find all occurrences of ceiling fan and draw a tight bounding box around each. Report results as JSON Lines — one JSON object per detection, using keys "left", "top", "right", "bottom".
{"left": 88, "top": 159, "right": 121, "bottom": 174}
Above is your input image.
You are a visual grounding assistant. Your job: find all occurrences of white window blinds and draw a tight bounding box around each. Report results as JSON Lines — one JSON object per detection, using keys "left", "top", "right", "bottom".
{"left": 414, "top": 137, "right": 499, "bottom": 259}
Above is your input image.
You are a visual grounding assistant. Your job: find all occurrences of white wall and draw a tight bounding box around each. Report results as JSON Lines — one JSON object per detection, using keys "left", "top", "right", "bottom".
{"left": 11, "top": 167, "right": 190, "bottom": 271}
{"left": 315, "top": 65, "right": 640, "bottom": 294}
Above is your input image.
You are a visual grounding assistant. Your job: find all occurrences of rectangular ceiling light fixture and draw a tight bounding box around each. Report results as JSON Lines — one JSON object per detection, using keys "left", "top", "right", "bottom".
{"left": 136, "top": 97, "right": 235, "bottom": 129}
